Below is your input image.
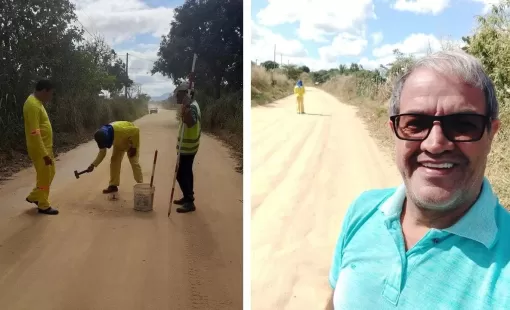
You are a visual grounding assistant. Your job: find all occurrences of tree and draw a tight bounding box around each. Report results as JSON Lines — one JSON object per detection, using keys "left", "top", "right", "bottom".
{"left": 386, "top": 49, "right": 415, "bottom": 79}
{"left": 0, "top": 0, "right": 141, "bottom": 148}
{"left": 281, "top": 64, "right": 303, "bottom": 81}
{"left": 349, "top": 63, "right": 360, "bottom": 72}
{"left": 151, "top": 0, "right": 242, "bottom": 99}
{"left": 261, "top": 60, "right": 279, "bottom": 70}
{"left": 463, "top": 0, "right": 510, "bottom": 104}
{"left": 299, "top": 65, "right": 310, "bottom": 73}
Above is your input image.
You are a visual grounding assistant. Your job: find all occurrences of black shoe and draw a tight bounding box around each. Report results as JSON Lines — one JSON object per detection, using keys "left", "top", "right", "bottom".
{"left": 26, "top": 198, "right": 38, "bottom": 206}
{"left": 173, "top": 197, "right": 188, "bottom": 205}
{"left": 38, "top": 207, "right": 59, "bottom": 215}
{"left": 176, "top": 202, "right": 196, "bottom": 213}
{"left": 102, "top": 185, "right": 118, "bottom": 194}
{"left": 173, "top": 197, "right": 194, "bottom": 205}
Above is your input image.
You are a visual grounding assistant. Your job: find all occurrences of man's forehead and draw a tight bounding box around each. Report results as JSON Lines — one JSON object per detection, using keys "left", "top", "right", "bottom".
{"left": 400, "top": 68, "right": 485, "bottom": 113}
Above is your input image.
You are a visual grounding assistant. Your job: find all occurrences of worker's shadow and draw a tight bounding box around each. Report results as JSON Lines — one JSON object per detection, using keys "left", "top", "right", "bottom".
{"left": 303, "top": 113, "right": 331, "bottom": 117}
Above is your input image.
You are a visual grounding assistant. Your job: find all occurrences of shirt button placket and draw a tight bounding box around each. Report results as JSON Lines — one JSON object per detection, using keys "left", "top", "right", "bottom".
{"left": 382, "top": 220, "right": 405, "bottom": 306}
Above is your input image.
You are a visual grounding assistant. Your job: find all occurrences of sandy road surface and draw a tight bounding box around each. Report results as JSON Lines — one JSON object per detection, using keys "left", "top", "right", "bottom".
{"left": 251, "top": 88, "right": 402, "bottom": 309}
{"left": 0, "top": 109, "right": 242, "bottom": 310}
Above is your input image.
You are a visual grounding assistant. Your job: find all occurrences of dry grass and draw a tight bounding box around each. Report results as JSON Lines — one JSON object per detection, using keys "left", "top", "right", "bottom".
{"left": 197, "top": 91, "right": 243, "bottom": 173}
{"left": 322, "top": 74, "right": 510, "bottom": 209}
{"left": 251, "top": 64, "right": 293, "bottom": 106}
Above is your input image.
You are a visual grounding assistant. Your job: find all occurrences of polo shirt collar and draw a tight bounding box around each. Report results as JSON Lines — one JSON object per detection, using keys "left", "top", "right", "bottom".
{"left": 379, "top": 177, "right": 498, "bottom": 249}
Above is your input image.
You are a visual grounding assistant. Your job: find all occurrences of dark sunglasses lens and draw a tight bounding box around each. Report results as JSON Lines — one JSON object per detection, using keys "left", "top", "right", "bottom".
{"left": 395, "top": 115, "right": 432, "bottom": 140}
{"left": 443, "top": 114, "right": 486, "bottom": 141}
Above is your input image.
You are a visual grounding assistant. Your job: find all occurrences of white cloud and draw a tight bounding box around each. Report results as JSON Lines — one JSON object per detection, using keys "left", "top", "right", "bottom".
{"left": 357, "top": 33, "right": 466, "bottom": 70}
{"left": 71, "top": 0, "right": 174, "bottom": 44}
{"left": 318, "top": 33, "right": 368, "bottom": 62}
{"left": 69, "top": 0, "right": 175, "bottom": 96}
{"left": 256, "top": 0, "right": 376, "bottom": 42}
{"left": 371, "top": 32, "right": 384, "bottom": 46}
{"left": 251, "top": 21, "right": 342, "bottom": 71}
{"left": 372, "top": 33, "right": 441, "bottom": 58}
{"left": 117, "top": 45, "right": 174, "bottom": 96}
{"left": 392, "top": 0, "right": 451, "bottom": 15}
{"left": 470, "top": 0, "right": 503, "bottom": 12}
{"left": 251, "top": 21, "right": 308, "bottom": 60}
{"left": 359, "top": 33, "right": 442, "bottom": 70}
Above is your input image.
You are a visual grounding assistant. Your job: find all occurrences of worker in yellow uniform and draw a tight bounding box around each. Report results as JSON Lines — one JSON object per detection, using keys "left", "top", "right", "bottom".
{"left": 172, "top": 82, "right": 201, "bottom": 213}
{"left": 294, "top": 79, "right": 305, "bottom": 114}
{"left": 86, "top": 121, "right": 143, "bottom": 194}
{"left": 24, "top": 79, "right": 59, "bottom": 215}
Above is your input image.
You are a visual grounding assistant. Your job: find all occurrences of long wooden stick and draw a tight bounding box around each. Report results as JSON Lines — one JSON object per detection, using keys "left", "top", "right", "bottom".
{"left": 150, "top": 150, "right": 158, "bottom": 188}
{"left": 168, "top": 53, "right": 198, "bottom": 217}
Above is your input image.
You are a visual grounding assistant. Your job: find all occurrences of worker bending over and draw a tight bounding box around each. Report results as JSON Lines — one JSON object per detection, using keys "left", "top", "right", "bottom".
{"left": 294, "top": 79, "right": 305, "bottom": 114}
{"left": 173, "top": 82, "right": 201, "bottom": 213}
{"left": 24, "top": 79, "right": 59, "bottom": 215}
{"left": 86, "top": 121, "right": 143, "bottom": 193}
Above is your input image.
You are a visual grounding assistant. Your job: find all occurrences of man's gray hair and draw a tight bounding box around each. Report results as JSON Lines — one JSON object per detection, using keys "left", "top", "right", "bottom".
{"left": 389, "top": 50, "right": 499, "bottom": 119}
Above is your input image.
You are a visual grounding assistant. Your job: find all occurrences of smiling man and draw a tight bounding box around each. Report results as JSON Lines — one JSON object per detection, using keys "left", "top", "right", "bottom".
{"left": 327, "top": 51, "right": 510, "bottom": 309}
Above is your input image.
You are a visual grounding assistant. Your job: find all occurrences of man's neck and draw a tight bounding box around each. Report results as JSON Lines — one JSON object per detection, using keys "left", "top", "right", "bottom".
{"left": 401, "top": 191, "right": 480, "bottom": 230}
{"left": 33, "top": 93, "right": 44, "bottom": 103}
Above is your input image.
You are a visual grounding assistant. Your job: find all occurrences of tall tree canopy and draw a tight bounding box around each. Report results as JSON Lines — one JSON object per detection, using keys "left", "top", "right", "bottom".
{"left": 151, "top": 0, "right": 243, "bottom": 99}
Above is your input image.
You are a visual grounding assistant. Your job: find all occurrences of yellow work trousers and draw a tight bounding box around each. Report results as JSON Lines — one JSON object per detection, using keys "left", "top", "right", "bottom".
{"left": 109, "top": 146, "right": 143, "bottom": 186}
{"left": 296, "top": 96, "right": 304, "bottom": 114}
{"left": 27, "top": 153, "right": 56, "bottom": 210}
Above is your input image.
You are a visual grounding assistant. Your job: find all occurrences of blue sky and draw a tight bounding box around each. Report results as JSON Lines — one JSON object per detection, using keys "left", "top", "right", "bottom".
{"left": 73, "top": 0, "right": 180, "bottom": 97}
{"left": 251, "top": 0, "right": 496, "bottom": 71}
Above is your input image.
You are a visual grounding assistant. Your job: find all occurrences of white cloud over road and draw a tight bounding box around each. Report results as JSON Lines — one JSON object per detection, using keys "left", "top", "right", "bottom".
{"left": 392, "top": 0, "right": 451, "bottom": 15}
{"left": 70, "top": 0, "right": 175, "bottom": 96}
{"left": 255, "top": 0, "right": 376, "bottom": 42}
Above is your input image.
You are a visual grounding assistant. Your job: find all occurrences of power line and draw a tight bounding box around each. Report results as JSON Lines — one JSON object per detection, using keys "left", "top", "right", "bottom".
{"left": 76, "top": 18, "right": 94, "bottom": 39}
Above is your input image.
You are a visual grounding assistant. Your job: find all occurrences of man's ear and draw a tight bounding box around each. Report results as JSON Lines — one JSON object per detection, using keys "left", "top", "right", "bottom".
{"left": 387, "top": 120, "right": 394, "bottom": 133}
{"left": 489, "top": 119, "right": 501, "bottom": 142}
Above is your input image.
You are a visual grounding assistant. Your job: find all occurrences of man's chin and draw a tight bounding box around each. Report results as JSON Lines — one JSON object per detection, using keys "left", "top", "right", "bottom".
{"left": 408, "top": 181, "right": 460, "bottom": 211}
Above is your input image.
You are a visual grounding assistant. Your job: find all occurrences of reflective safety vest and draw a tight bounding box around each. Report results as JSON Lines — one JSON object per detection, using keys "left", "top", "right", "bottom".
{"left": 177, "top": 101, "right": 201, "bottom": 155}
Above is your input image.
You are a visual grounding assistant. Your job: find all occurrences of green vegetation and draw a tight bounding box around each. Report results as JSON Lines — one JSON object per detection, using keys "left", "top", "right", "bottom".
{"left": 151, "top": 0, "right": 242, "bottom": 172}
{"left": 0, "top": 0, "right": 150, "bottom": 178}
{"left": 320, "top": 0, "right": 510, "bottom": 208}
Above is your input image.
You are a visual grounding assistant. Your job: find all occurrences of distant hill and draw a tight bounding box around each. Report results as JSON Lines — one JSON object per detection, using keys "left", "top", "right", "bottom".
{"left": 151, "top": 92, "right": 171, "bottom": 101}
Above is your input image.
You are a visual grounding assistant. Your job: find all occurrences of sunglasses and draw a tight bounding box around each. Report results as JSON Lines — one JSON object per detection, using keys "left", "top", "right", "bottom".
{"left": 389, "top": 113, "right": 492, "bottom": 142}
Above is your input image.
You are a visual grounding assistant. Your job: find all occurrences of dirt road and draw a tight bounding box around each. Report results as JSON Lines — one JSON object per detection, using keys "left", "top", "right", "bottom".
{"left": 251, "top": 87, "right": 401, "bottom": 309}
{"left": 0, "top": 109, "right": 242, "bottom": 310}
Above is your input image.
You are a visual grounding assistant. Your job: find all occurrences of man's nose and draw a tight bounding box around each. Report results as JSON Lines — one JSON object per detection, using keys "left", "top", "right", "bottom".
{"left": 421, "top": 122, "right": 455, "bottom": 154}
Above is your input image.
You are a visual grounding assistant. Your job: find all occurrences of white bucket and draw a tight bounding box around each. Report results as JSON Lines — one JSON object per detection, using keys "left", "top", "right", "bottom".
{"left": 133, "top": 183, "right": 155, "bottom": 212}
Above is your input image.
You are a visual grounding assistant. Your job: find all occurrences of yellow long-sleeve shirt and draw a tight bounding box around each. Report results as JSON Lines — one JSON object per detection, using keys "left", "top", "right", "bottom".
{"left": 294, "top": 85, "right": 305, "bottom": 97}
{"left": 91, "top": 121, "right": 140, "bottom": 167}
{"left": 23, "top": 95, "right": 53, "bottom": 158}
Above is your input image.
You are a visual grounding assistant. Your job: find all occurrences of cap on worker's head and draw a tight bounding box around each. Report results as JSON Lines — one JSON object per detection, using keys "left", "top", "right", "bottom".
{"left": 174, "top": 82, "right": 190, "bottom": 93}
{"left": 94, "top": 129, "right": 108, "bottom": 148}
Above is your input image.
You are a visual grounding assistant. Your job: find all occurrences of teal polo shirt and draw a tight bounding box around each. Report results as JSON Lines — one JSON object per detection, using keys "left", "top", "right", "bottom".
{"left": 329, "top": 177, "right": 510, "bottom": 309}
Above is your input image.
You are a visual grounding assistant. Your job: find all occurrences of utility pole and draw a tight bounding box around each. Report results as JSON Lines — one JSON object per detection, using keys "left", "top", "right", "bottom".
{"left": 271, "top": 44, "right": 276, "bottom": 86}
{"left": 125, "top": 53, "right": 129, "bottom": 98}
{"left": 280, "top": 53, "right": 282, "bottom": 67}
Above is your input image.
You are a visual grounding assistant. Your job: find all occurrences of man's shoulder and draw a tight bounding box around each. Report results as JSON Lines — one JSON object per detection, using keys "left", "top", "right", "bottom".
{"left": 342, "top": 187, "right": 397, "bottom": 230}
{"left": 496, "top": 202, "right": 510, "bottom": 232}
{"left": 23, "top": 95, "right": 38, "bottom": 107}
{"left": 350, "top": 188, "right": 397, "bottom": 212}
